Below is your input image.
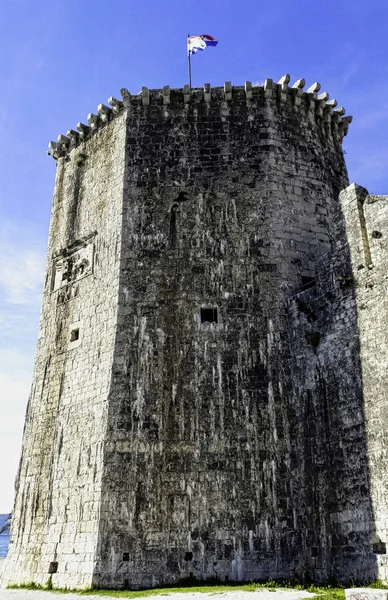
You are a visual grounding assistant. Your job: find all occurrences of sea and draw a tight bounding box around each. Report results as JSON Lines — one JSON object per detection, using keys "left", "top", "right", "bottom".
{"left": 0, "top": 514, "right": 10, "bottom": 558}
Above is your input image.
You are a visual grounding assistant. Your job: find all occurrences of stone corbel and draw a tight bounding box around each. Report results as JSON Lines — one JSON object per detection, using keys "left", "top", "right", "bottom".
{"left": 163, "top": 86, "right": 170, "bottom": 105}
{"left": 291, "top": 78, "right": 305, "bottom": 107}
{"left": 87, "top": 113, "right": 99, "bottom": 130}
{"left": 306, "top": 82, "right": 321, "bottom": 114}
{"left": 183, "top": 84, "right": 191, "bottom": 104}
{"left": 77, "top": 122, "right": 90, "bottom": 140}
{"left": 109, "top": 96, "right": 124, "bottom": 113}
{"left": 66, "top": 129, "right": 79, "bottom": 148}
{"left": 245, "top": 81, "right": 253, "bottom": 100}
{"left": 141, "top": 87, "right": 150, "bottom": 106}
{"left": 224, "top": 81, "right": 232, "bottom": 101}
{"left": 277, "top": 74, "right": 290, "bottom": 103}
{"left": 98, "top": 104, "right": 112, "bottom": 123}
{"left": 120, "top": 88, "right": 131, "bottom": 108}
{"left": 204, "top": 83, "right": 211, "bottom": 103}
{"left": 57, "top": 134, "right": 70, "bottom": 153}
{"left": 264, "top": 78, "right": 273, "bottom": 99}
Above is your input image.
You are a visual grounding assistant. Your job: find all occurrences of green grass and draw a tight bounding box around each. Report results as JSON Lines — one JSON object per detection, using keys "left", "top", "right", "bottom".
{"left": 7, "top": 579, "right": 388, "bottom": 599}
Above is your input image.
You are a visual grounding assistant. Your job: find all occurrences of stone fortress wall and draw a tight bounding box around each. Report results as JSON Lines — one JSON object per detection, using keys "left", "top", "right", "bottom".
{"left": 1, "top": 110, "right": 128, "bottom": 589}
{"left": 1, "top": 76, "right": 386, "bottom": 589}
{"left": 287, "top": 184, "right": 388, "bottom": 583}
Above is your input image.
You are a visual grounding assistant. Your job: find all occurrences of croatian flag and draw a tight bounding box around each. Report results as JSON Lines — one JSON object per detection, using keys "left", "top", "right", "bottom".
{"left": 188, "top": 34, "right": 218, "bottom": 56}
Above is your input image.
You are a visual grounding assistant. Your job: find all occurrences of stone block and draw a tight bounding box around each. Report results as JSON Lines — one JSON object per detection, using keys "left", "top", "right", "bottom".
{"left": 345, "top": 590, "right": 388, "bottom": 600}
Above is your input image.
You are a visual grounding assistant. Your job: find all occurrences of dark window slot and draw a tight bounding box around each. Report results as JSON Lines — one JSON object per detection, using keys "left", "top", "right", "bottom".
{"left": 200, "top": 307, "right": 218, "bottom": 324}
{"left": 301, "top": 276, "right": 316, "bottom": 290}
{"left": 70, "top": 328, "right": 80, "bottom": 342}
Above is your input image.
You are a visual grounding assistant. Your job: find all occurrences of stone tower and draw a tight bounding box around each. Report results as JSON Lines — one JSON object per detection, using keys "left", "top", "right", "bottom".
{"left": 2, "top": 76, "right": 386, "bottom": 589}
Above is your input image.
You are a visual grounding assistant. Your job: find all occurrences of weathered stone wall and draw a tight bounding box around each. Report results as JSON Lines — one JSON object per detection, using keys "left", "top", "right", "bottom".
{"left": 4, "top": 81, "right": 382, "bottom": 591}
{"left": 287, "top": 183, "right": 388, "bottom": 584}
{"left": 288, "top": 259, "right": 376, "bottom": 583}
{"left": 94, "top": 85, "right": 354, "bottom": 588}
{"left": 339, "top": 185, "right": 388, "bottom": 580}
{"left": 1, "top": 112, "right": 127, "bottom": 589}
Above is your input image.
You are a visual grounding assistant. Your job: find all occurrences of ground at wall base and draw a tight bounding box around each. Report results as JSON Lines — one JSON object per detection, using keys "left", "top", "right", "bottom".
{"left": 5, "top": 580, "right": 388, "bottom": 600}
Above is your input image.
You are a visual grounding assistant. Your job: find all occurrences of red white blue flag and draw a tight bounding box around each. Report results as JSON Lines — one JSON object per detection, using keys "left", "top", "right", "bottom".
{"left": 188, "top": 35, "right": 218, "bottom": 56}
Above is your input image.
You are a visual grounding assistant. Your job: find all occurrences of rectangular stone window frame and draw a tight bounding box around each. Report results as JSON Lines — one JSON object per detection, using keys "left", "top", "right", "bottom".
{"left": 51, "top": 235, "right": 96, "bottom": 293}
{"left": 196, "top": 305, "right": 222, "bottom": 328}
{"left": 68, "top": 320, "right": 82, "bottom": 350}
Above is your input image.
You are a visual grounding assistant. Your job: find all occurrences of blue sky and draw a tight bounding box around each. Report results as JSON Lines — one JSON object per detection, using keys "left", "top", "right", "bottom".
{"left": 0, "top": 0, "right": 387, "bottom": 512}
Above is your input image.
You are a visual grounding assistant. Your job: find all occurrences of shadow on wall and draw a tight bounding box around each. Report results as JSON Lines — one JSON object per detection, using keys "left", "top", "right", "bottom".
{"left": 287, "top": 183, "right": 384, "bottom": 583}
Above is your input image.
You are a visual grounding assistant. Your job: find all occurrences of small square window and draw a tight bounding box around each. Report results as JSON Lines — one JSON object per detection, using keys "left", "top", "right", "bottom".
{"left": 301, "top": 276, "right": 316, "bottom": 290}
{"left": 123, "top": 552, "right": 130, "bottom": 562}
{"left": 48, "top": 561, "right": 58, "bottom": 574}
{"left": 70, "top": 328, "right": 79, "bottom": 342}
{"left": 68, "top": 320, "right": 82, "bottom": 350}
{"left": 200, "top": 307, "right": 218, "bottom": 324}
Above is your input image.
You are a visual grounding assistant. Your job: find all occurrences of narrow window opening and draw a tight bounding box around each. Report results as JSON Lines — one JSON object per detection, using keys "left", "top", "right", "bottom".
{"left": 123, "top": 552, "right": 130, "bottom": 562}
{"left": 70, "top": 328, "right": 79, "bottom": 342}
{"left": 301, "top": 276, "right": 316, "bottom": 290}
{"left": 169, "top": 205, "right": 177, "bottom": 248}
{"left": 200, "top": 307, "right": 218, "bottom": 324}
{"left": 48, "top": 561, "right": 58, "bottom": 574}
{"left": 184, "top": 551, "right": 193, "bottom": 561}
{"left": 373, "top": 542, "right": 386, "bottom": 554}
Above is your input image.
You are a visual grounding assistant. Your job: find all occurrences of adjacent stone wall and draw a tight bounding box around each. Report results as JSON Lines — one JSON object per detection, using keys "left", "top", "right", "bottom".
{"left": 1, "top": 112, "right": 127, "bottom": 589}
{"left": 287, "top": 183, "right": 388, "bottom": 584}
{"left": 339, "top": 185, "right": 388, "bottom": 581}
{"left": 288, "top": 259, "right": 376, "bottom": 583}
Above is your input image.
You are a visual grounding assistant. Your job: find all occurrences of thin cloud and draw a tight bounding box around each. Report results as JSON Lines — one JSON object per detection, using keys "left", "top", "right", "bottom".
{"left": 0, "top": 346, "right": 34, "bottom": 513}
{"left": 0, "top": 221, "right": 45, "bottom": 306}
{"left": 0, "top": 219, "right": 45, "bottom": 512}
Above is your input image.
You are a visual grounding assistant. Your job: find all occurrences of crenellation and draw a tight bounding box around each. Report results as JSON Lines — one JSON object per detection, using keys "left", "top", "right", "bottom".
{"left": 162, "top": 85, "right": 170, "bottom": 105}
{"left": 333, "top": 106, "right": 346, "bottom": 117}
{"left": 57, "top": 134, "right": 70, "bottom": 150}
{"left": 203, "top": 82, "right": 211, "bottom": 102}
{"left": 108, "top": 96, "right": 124, "bottom": 114}
{"left": 306, "top": 81, "right": 321, "bottom": 94}
{"left": 264, "top": 77, "right": 274, "bottom": 98}
{"left": 141, "top": 86, "right": 150, "bottom": 106}
{"left": 277, "top": 73, "right": 290, "bottom": 103}
{"left": 66, "top": 129, "right": 80, "bottom": 148}
{"left": 97, "top": 103, "right": 112, "bottom": 122}
{"left": 119, "top": 88, "right": 131, "bottom": 108}
{"left": 323, "top": 102, "right": 333, "bottom": 122}
{"left": 47, "top": 140, "right": 58, "bottom": 158}
{"left": 339, "top": 115, "right": 353, "bottom": 139}
{"left": 76, "top": 121, "right": 90, "bottom": 139}
{"left": 46, "top": 80, "right": 352, "bottom": 160}
{"left": 87, "top": 112, "right": 99, "bottom": 129}
{"left": 244, "top": 80, "right": 253, "bottom": 100}
{"left": 183, "top": 84, "right": 191, "bottom": 103}
{"left": 224, "top": 81, "right": 232, "bottom": 101}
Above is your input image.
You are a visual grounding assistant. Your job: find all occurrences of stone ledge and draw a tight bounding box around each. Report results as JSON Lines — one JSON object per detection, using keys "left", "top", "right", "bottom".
{"left": 345, "top": 589, "right": 388, "bottom": 600}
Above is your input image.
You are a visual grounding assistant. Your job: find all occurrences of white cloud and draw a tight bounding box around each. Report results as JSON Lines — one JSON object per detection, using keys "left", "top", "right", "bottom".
{"left": 0, "top": 218, "right": 46, "bottom": 513}
{"left": 0, "top": 347, "right": 34, "bottom": 513}
{"left": 0, "top": 222, "right": 45, "bottom": 306}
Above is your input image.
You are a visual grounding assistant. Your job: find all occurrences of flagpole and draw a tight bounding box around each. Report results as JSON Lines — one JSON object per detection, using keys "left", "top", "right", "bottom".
{"left": 187, "top": 33, "right": 192, "bottom": 90}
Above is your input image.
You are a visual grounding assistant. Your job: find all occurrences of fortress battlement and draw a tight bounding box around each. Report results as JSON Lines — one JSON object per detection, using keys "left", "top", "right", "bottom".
{"left": 47, "top": 75, "right": 352, "bottom": 160}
